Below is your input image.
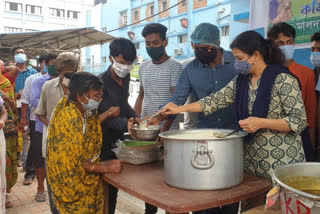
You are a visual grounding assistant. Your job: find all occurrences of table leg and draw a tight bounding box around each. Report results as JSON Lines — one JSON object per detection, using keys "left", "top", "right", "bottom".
{"left": 103, "top": 182, "right": 109, "bottom": 214}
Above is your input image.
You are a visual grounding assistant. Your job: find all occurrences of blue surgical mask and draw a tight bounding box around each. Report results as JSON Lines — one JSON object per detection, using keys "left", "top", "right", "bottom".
{"left": 234, "top": 60, "right": 252, "bottom": 75}
{"left": 279, "top": 45, "right": 295, "bottom": 61}
{"left": 310, "top": 52, "right": 320, "bottom": 67}
{"left": 42, "top": 64, "right": 48, "bottom": 73}
{"left": 81, "top": 95, "right": 100, "bottom": 111}
{"left": 14, "top": 53, "right": 27, "bottom": 64}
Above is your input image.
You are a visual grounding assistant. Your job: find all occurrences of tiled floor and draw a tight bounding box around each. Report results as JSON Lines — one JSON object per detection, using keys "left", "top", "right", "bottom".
{"left": 5, "top": 167, "right": 162, "bottom": 214}
{"left": 6, "top": 167, "right": 50, "bottom": 214}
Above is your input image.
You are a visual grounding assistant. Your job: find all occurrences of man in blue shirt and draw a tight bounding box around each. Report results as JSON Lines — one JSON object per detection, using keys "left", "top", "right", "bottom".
{"left": 151, "top": 23, "right": 239, "bottom": 214}
{"left": 155, "top": 23, "right": 238, "bottom": 130}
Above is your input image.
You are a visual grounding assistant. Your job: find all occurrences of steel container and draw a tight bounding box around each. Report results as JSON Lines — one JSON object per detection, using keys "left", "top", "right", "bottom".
{"left": 159, "top": 129, "right": 246, "bottom": 190}
{"left": 273, "top": 163, "right": 320, "bottom": 214}
{"left": 130, "top": 126, "right": 160, "bottom": 141}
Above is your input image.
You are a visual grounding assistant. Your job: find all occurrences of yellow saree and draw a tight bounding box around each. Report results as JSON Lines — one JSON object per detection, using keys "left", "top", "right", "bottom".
{"left": 46, "top": 97, "right": 103, "bottom": 214}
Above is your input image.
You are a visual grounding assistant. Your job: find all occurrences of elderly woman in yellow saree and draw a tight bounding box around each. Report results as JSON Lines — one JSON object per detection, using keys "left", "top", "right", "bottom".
{"left": 0, "top": 66, "right": 18, "bottom": 209}
{"left": 46, "top": 72, "right": 123, "bottom": 214}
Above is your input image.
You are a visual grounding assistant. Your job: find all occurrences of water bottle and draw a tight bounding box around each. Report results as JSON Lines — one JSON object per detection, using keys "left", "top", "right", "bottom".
{"left": 24, "top": 125, "right": 30, "bottom": 133}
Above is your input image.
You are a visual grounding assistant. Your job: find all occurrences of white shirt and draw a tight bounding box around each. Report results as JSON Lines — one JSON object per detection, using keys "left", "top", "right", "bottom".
{"left": 21, "top": 72, "right": 42, "bottom": 121}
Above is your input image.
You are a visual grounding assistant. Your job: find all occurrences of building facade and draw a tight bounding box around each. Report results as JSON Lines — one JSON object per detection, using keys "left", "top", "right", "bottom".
{"left": 0, "top": 0, "right": 92, "bottom": 33}
{"left": 83, "top": 0, "right": 232, "bottom": 74}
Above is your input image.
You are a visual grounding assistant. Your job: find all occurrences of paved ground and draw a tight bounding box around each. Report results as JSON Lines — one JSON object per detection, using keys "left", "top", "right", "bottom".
{"left": 5, "top": 166, "right": 165, "bottom": 214}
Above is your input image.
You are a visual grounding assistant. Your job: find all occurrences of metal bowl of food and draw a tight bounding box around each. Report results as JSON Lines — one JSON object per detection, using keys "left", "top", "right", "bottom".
{"left": 130, "top": 124, "right": 161, "bottom": 141}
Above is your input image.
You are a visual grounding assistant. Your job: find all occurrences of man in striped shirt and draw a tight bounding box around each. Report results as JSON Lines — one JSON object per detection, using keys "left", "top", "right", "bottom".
{"left": 134, "top": 23, "right": 182, "bottom": 214}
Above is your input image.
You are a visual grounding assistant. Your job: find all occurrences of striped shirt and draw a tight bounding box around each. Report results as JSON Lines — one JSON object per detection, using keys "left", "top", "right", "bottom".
{"left": 139, "top": 57, "right": 182, "bottom": 130}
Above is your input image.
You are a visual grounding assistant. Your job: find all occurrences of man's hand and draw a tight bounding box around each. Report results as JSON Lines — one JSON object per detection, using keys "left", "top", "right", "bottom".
{"left": 107, "top": 106, "right": 120, "bottom": 118}
{"left": 15, "top": 92, "right": 21, "bottom": 100}
{"left": 239, "top": 117, "right": 263, "bottom": 133}
{"left": 18, "top": 118, "right": 28, "bottom": 132}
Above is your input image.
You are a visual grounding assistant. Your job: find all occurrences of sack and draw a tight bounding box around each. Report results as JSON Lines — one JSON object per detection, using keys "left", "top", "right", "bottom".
{"left": 3, "top": 116, "right": 17, "bottom": 137}
{"left": 113, "top": 140, "right": 161, "bottom": 165}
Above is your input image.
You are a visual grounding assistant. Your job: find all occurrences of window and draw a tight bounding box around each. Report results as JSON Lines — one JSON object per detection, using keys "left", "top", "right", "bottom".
{"left": 134, "top": 11, "right": 139, "bottom": 21}
{"left": 150, "top": 5, "right": 154, "bottom": 16}
{"left": 221, "top": 25, "right": 229, "bottom": 37}
{"left": 134, "top": 42, "right": 140, "bottom": 50}
{"left": 49, "top": 8, "right": 65, "bottom": 18}
{"left": 86, "top": 58, "right": 91, "bottom": 65}
{"left": 26, "top": 5, "right": 42, "bottom": 15}
{"left": 181, "top": 0, "right": 187, "bottom": 6}
{"left": 102, "top": 56, "right": 107, "bottom": 63}
{"left": 102, "top": 27, "right": 107, "bottom": 33}
{"left": 119, "top": 11, "right": 127, "bottom": 27}
{"left": 162, "top": 1, "right": 168, "bottom": 11}
{"left": 4, "top": 26, "right": 22, "bottom": 33}
{"left": 178, "top": 34, "right": 188, "bottom": 43}
{"left": 67, "top": 10, "right": 79, "bottom": 19}
{"left": 5, "top": 2, "right": 22, "bottom": 12}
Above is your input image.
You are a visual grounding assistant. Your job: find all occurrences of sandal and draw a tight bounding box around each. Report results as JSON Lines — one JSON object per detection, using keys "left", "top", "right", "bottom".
{"left": 5, "top": 200, "right": 13, "bottom": 208}
{"left": 35, "top": 192, "right": 46, "bottom": 202}
{"left": 23, "top": 178, "right": 33, "bottom": 185}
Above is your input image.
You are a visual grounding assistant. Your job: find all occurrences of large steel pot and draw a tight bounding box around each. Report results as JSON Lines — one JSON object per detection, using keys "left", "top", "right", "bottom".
{"left": 159, "top": 129, "right": 247, "bottom": 190}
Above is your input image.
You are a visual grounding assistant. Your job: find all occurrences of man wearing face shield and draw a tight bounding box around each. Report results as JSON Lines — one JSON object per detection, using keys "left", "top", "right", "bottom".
{"left": 98, "top": 38, "right": 138, "bottom": 214}
{"left": 268, "top": 22, "right": 317, "bottom": 161}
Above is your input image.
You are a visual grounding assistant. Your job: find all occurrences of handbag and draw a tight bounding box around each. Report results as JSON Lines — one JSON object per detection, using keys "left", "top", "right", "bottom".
{"left": 3, "top": 115, "right": 17, "bottom": 137}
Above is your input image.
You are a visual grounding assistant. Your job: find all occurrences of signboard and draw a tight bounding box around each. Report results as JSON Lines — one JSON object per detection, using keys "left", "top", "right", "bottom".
{"left": 269, "top": 0, "right": 320, "bottom": 44}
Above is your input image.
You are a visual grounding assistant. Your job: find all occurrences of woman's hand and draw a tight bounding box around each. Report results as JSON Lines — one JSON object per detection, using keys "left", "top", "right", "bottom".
{"left": 107, "top": 106, "right": 120, "bottom": 118}
{"left": 159, "top": 102, "right": 181, "bottom": 115}
{"left": 239, "top": 117, "right": 263, "bottom": 133}
{"left": 100, "top": 160, "right": 123, "bottom": 173}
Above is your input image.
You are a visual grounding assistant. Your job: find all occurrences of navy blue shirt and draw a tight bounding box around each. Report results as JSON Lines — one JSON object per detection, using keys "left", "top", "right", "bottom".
{"left": 166, "top": 51, "right": 238, "bottom": 129}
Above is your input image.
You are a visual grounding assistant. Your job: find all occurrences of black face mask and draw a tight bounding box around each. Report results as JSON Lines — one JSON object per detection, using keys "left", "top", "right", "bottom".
{"left": 195, "top": 47, "right": 218, "bottom": 65}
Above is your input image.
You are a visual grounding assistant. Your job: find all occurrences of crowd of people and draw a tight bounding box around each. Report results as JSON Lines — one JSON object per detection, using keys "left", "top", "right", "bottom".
{"left": 0, "top": 21, "right": 319, "bottom": 214}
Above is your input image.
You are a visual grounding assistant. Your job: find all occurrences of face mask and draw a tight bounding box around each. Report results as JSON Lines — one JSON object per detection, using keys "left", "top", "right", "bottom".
{"left": 112, "top": 57, "right": 134, "bottom": 78}
{"left": 234, "top": 60, "right": 252, "bottom": 75}
{"left": 62, "top": 78, "right": 70, "bottom": 87}
{"left": 146, "top": 46, "right": 165, "bottom": 60}
{"left": 310, "top": 52, "right": 320, "bottom": 67}
{"left": 195, "top": 47, "right": 218, "bottom": 65}
{"left": 81, "top": 95, "right": 101, "bottom": 111}
{"left": 42, "top": 64, "right": 48, "bottom": 73}
{"left": 48, "top": 65, "right": 58, "bottom": 77}
{"left": 14, "top": 53, "right": 27, "bottom": 64}
{"left": 279, "top": 45, "right": 295, "bottom": 61}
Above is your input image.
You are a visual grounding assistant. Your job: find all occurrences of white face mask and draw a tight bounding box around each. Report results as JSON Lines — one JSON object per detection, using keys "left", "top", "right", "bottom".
{"left": 62, "top": 78, "right": 70, "bottom": 87}
{"left": 111, "top": 56, "right": 134, "bottom": 78}
{"left": 310, "top": 52, "right": 320, "bottom": 67}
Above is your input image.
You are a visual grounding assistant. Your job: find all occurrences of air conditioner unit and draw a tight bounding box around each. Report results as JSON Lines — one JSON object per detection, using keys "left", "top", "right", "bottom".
{"left": 174, "top": 48, "right": 183, "bottom": 55}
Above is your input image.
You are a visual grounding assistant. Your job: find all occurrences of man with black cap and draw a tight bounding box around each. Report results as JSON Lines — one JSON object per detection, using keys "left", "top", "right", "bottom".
{"left": 150, "top": 23, "right": 239, "bottom": 214}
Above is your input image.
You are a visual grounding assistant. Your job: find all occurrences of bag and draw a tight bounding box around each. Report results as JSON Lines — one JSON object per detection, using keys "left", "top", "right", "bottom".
{"left": 3, "top": 116, "right": 17, "bottom": 137}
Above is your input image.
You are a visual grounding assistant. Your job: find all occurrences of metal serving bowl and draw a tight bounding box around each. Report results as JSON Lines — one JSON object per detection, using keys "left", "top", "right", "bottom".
{"left": 130, "top": 125, "right": 161, "bottom": 141}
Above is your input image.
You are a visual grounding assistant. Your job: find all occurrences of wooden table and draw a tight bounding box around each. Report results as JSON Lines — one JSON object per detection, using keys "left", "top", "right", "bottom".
{"left": 243, "top": 202, "right": 281, "bottom": 214}
{"left": 102, "top": 161, "right": 272, "bottom": 214}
